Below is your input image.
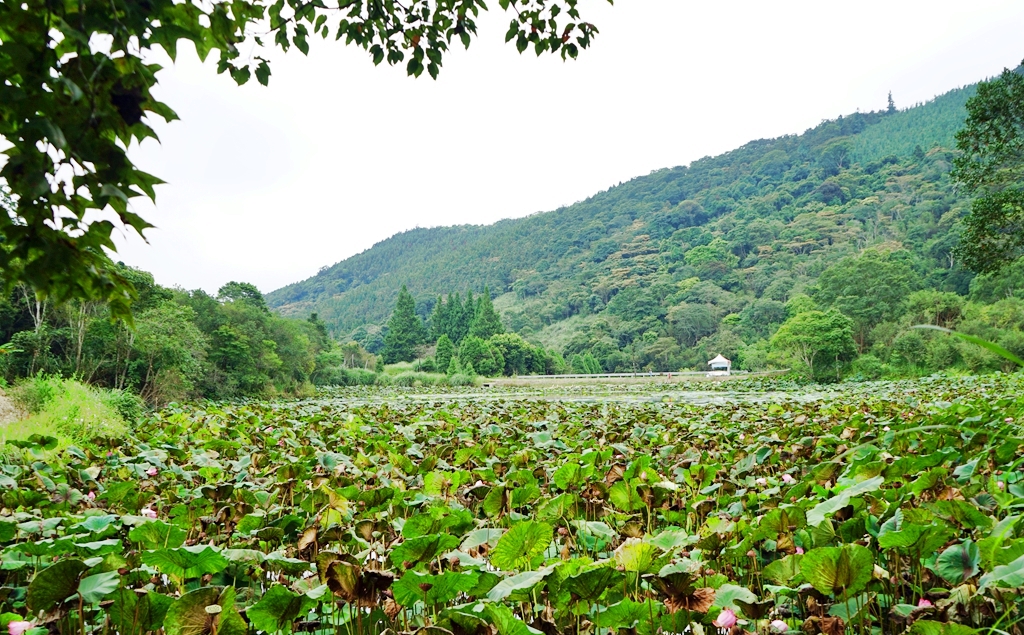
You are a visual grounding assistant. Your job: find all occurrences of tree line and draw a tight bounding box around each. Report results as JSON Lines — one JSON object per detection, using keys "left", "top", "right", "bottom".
{"left": 0, "top": 266, "right": 367, "bottom": 403}
{"left": 381, "top": 285, "right": 563, "bottom": 377}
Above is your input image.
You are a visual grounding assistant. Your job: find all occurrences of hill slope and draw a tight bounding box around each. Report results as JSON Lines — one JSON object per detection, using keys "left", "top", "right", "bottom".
{"left": 268, "top": 81, "right": 1019, "bottom": 372}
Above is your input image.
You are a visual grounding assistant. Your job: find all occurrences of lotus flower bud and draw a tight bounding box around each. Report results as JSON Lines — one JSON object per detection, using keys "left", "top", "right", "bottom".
{"left": 713, "top": 608, "right": 737, "bottom": 629}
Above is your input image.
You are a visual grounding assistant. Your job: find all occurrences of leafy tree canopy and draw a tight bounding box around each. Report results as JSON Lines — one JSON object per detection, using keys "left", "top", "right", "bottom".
{"left": 952, "top": 63, "right": 1024, "bottom": 273}
{"left": 0, "top": 0, "right": 610, "bottom": 319}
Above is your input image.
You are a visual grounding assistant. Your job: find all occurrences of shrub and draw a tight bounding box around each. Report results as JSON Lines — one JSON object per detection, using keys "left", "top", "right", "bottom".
{"left": 340, "top": 368, "right": 378, "bottom": 386}
{"left": 3, "top": 379, "right": 128, "bottom": 449}
{"left": 446, "top": 373, "right": 475, "bottom": 387}
{"left": 393, "top": 371, "right": 444, "bottom": 387}
{"left": 10, "top": 373, "right": 63, "bottom": 413}
{"left": 849, "top": 354, "right": 889, "bottom": 380}
{"left": 100, "top": 388, "right": 145, "bottom": 423}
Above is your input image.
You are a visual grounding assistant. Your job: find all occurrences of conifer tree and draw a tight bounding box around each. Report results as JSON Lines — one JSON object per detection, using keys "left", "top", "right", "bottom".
{"left": 887, "top": 91, "right": 896, "bottom": 114}
{"left": 452, "top": 290, "right": 474, "bottom": 344}
{"left": 435, "top": 334, "right": 455, "bottom": 373}
{"left": 470, "top": 287, "right": 505, "bottom": 339}
{"left": 382, "top": 285, "right": 426, "bottom": 363}
{"left": 429, "top": 296, "right": 446, "bottom": 342}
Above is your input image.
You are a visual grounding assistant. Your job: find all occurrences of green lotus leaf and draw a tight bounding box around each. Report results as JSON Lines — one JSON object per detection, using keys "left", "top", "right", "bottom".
{"left": 934, "top": 540, "right": 980, "bottom": 584}
{"left": 807, "top": 476, "right": 884, "bottom": 527}
{"left": 487, "top": 567, "right": 553, "bottom": 601}
{"left": 247, "top": 585, "right": 316, "bottom": 633}
{"left": 164, "top": 587, "right": 246, "bottom": 635}
{"left": 393, "top": 570, "right": 479, "bottom": 606}
{"left": 26, "top": 558, "right": 89, "bottom": 613}
{"left": 142, "top": 546, "right": 229, "bottom": 580}
{"left": 110, "top": 590, "right": 173, "bottom": 635}
{"left": 799, "top": 544, "right": 874, "bottom": 597}
{"left": 77, "top": 571, "right": 121, "bottom": 604}
{"left": 490, "top": 521, "right": 553, "bottom": 571}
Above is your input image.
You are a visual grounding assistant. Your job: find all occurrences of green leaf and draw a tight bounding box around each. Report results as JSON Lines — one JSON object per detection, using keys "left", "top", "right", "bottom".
{"left": 165, "top": 587, "right": 246, "bottom": 635}
{"left": 142, "top": 546, "right": 229, "bottom": 580}
{"left": 247, "top": 585, "right": 314, "bottom": 633}
{"left": 800, "top": 545, "right": 874, "bottom": 597}
{"left": 389, "top": 534, "right": 460, "bottom": 569}
{"left": 608, "top": 480, "right": 645, "bottom": 512}
{"left": 461, "top": 528, "right": 504, "bottom": 551}
{"left": 491, "top": 521, "right": 553, "bottom": 571}
{"left": 392, "top": 570, "right": 479, "bottom": 606}
{"left": 909, "top": 621, "right": 978, "bottom": 635}
{"left": 613, "top": 539, "right": 659, "bottom": 574}
{"left": 26, "top": 559, "right": 89, "bottom": 613}
{"left": 762, "top": 554, "right": 803, "bottom": 585}
{"left": 485, "top": 603, "right": 543, "bottom": 635}
{"left": 807, "top": 476, "right": 884, "bottom": 527}
{"left": 563, "top": 565, "right": 622, "bottom": 603}
{"left": 77, "top": 571, "right": 121, "bottom": 604}
{"left": 980, "top": 552, "right": 1024, "bottom": 588}
{"left": 933, "top": 540, "right": 980, "bottom": 584}
{"left": 712, "top": 584, "right": 757, "bottom": 611}
{"left": 877, "top": 524, "right": 927, "bottom": 549}
{"left": 129, "top": 521, "right": 187, "bottom": 550}
{"left": 487, "top": 568, "right": 553, "bottom": 601}
{"left": 110, "top": 590, "right": 172, "bottom": 635}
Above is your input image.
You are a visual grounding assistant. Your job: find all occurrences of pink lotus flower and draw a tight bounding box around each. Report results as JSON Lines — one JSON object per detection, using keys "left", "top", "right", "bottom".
{"left": 8, "top": 621, "right": 32, "bottom": 635}
{"left": 713, "top": 608, "right": 737, "bottom": 629}
{"left": 146, "top": 467, "right": 158, "bottom": 477}
{"left": 87, "top": 491, "right": 95, "bottom": 501}
{"left": 782, "top": 473, "right": 796, "bottom": 484}
{"left": 795, "top": 546, "right": 805, "bottom": 555}
{"left": 7, "top": 618, "right": 31, "bottom": 635}
{"left": 277, "top": 439, "right": 285, "bottom": 447}
{"left": 140, "top": 507, "right": 157, "bottom": 519}
{"left": 770, "top": 620, "right": 789, "bottom": 634}
{"left": 755, "top": 477, "right": 767, "bottom": 486}
{"left": 1006, "top": 418, "right": 1014, "bottom": 423}
{"left": 917, "top": 598, "right": 933, "bottom": 608}
{"left": 998, "top": 481, "right": 1006, "bottom": 490}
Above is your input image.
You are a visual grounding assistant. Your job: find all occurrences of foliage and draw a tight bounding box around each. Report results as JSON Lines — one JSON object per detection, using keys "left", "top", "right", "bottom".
{"left": 952, "top": 64, "right": 1024, "bottom": 273}
{"left": 770, "top": 309, "right": 856, "bottom": 380}
{"left": 0, "top": 0, "right": 611, "bottom": 316}
{"left": 0, "top": 376, "right": 1022, "bottom": 634}
{"left": 0, "top": 267, "right": 349, "bottom": 402}
{"left": 3, "top": 377, "right": 127, "bottom": 448}
{"left": 382, "top": 286, "right": 426, "bottom": 364}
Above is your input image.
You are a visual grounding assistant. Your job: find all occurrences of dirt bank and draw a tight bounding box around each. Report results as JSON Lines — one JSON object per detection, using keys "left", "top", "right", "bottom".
{"left": 0, "top": 388, "right": 25, "bottom": 425}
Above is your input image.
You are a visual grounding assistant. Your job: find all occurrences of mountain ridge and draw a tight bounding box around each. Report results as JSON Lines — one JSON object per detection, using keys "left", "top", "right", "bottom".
{"left": 266, "top": 79, "right": 987, "bottom": 373}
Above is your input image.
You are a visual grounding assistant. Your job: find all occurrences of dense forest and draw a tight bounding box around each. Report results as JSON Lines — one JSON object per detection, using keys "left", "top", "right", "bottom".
{"left": 267, "top": 80, "right": 1024, "bottom": 379}
{"left": 0, "top": 267, "right": 373, "bottom": 402}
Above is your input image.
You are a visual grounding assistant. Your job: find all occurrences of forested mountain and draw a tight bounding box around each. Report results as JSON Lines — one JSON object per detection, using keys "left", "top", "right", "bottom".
{"left": 267, "top": 79, "right": 1024, "bottom": 377}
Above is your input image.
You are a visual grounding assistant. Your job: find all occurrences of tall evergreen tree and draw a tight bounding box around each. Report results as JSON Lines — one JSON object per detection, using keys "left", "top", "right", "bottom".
{"left": 435, "top": 334, "right": 455, "bottom": 372}
{"left": 452, "top": 290, "right": 474, "bottom": 344}
{"left": 429, "top": 295, "right": 446, "bottom": 342}
{"left": 470, "top": 287, "right": 505, "bottom": 339}
{"left": 382, "top": 285, "right": 426, "bottom": 363}
{"left": 887, "top": 91, "right": 896, "bottom": 114}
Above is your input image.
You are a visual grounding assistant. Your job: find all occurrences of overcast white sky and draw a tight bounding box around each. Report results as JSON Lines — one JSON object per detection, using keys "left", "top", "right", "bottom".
{"left": 115, "top": 0, "right": 1024, "bottom": 295}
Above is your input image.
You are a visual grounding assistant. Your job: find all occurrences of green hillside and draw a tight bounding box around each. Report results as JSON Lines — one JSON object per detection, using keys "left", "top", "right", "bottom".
{"left": 267, "top": 80, "right": 1024, "bottom": 377}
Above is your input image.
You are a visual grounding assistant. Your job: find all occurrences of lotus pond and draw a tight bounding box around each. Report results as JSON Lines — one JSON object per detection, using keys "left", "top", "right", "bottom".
{"left": 3, "top": 376, "right": 1024, "bottom": 635}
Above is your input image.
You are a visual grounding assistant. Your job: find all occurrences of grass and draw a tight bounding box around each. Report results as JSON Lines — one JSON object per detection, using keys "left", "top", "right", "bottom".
{"left": 3, "top": 375, "right": 132, "bottom": 449}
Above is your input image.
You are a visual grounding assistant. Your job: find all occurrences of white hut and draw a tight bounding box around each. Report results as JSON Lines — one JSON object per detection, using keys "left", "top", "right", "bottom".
{"left": 707, "top": 354, "right": 731, "bottom": 376}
